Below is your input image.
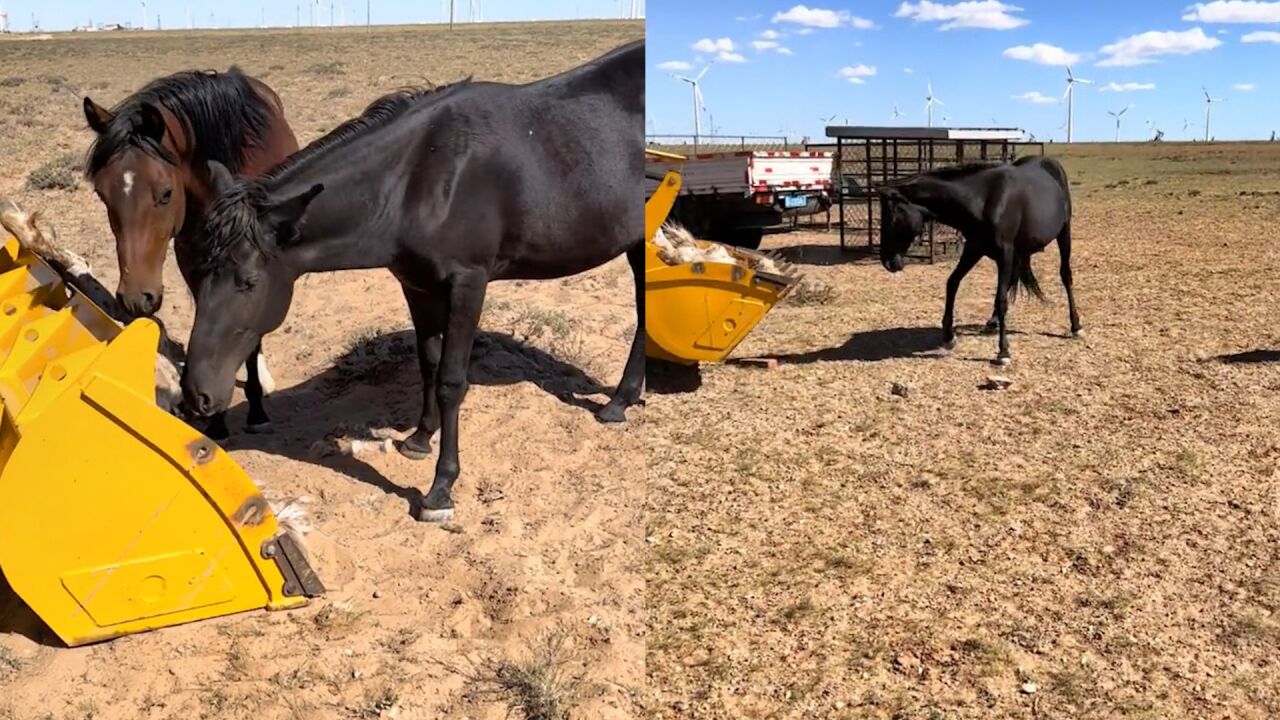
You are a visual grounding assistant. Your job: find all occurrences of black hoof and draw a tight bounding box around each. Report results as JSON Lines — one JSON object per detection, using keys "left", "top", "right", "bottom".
{"left": 415, "top": 489, "right": 455, "bottom": 523}
{"left": 982, "top": 322, "right": 999, "bottom": 336}
{"left": 397, "top": 430, "right": 436, "bottom": 461}
{"left": 940, "top": 337, "right": 957, "bottom": 351}
{"left": 595, "top": 403, "right": 628, "bottom": 424}
{"left": 245, "top": 420, "right": 274, "bottom": 434}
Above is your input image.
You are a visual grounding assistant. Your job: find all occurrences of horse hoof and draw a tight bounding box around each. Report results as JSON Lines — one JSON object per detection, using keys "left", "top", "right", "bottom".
{"left": 245, "top": 421, "right": 274, "bottom": 435}
{"left": 1072, "top": 328, "right": 1086, "bottom": 339}
{"left": 416, "top": 506, "right": 455, "bottom": 524}
{"left": 940, "top": 338, "right": 956, "bottom": 352}
{"left": 595, "top": 404, "right": 627, "bottom": 424}
{"left": 398, "top": 442, "right": 431, "bottom": 461}
{"left": 994, "top": 357, "right": 1012, "bottom": 368}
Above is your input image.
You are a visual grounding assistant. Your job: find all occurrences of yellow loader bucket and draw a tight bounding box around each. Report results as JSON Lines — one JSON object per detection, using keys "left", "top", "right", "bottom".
{"left": 645, "top": 151, "right": 801, "bottom": 364}
{"left": 0, "top": 234, "right": 322, "bottom": 647}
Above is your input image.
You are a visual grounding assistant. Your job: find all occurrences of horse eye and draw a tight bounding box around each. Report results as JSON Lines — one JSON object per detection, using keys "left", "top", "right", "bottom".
{"left": 158, "top": 188, "right": 173, "bottom": 206}
{"left": 236, "top": 274, "right": 259, "bottom": 291}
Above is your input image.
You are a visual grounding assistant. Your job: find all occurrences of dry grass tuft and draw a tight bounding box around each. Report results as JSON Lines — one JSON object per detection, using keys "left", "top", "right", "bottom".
{"left": 26, "top": 153, "right": 82, "bottom": 191}
{"left": 469, "top": 629, "right": 585, "bottom": 720}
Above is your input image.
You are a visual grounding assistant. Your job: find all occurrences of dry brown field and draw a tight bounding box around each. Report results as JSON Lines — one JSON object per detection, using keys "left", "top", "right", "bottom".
{"left": 645, "top": 141, "right": 1280, "bottom": 719}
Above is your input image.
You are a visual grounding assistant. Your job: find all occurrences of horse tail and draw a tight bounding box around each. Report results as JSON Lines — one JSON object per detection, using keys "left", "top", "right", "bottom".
{"left": 1009, "top": 249, "right": 1046, "bottom": 303}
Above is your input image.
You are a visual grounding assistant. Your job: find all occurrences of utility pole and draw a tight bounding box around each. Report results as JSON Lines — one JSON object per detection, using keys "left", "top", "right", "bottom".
{"left": 450, "top": 0, "right": 455, "bottom": 29}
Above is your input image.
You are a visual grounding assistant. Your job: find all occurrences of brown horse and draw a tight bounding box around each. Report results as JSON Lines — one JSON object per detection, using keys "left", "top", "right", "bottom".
{"left": 83, "top": 67, "right": 298, "bottom": 437}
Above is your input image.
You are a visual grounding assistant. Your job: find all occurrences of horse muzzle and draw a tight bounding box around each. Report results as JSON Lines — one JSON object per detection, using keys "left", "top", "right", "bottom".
{"left": 117, "top": 288, "right": 163, "bottom": 318}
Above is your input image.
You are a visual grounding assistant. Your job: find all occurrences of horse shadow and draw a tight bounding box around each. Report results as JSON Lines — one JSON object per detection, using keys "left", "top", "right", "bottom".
{"left": 218, "top": 330, "right": 614, "bottom": 503}
{"left": 774, "top": 326, "right": 949, "bottom": 364}
{"left": 770, "top": 243, "right": 879, "bottom": 267}
{"left": 0, "top": 571, "right": 57, "bottom": 646}
{"left": 1215, "top": 349, "right": 1280, "bottom": 364}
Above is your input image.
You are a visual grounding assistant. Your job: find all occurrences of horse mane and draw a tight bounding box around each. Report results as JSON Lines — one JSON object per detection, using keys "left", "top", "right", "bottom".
{"left": 263, "top": 79, "right": 472, "bottom": 182}
{"left": 85, "top": 66, "right": 272, "bottom": 177}
{"left": 197, "top": 80, "right": 472, "bottom": 279}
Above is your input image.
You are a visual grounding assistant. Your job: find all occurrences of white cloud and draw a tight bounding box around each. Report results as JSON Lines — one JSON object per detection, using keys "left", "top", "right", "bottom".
{"left": 692, "top": 37, "right": 735, "bottom": 53}
{"left": 1099, "top": 81, "right": 1156, "bottom": 91}
{"left": 657, "top": 60, "right": 693, "bottom": 71}
{"left": 895, "top": 1, "right": 1029, "bottom": 30}
{"left": 1242, "top": 29, "right": 1280, "bottom": 41}
{"left": 772, "top": 4, "right": 877, "bottom": 29}
{"left": 1002, "top": 42, "right": 1082, "bottom": 65}
{"left": 797, "top": 27, "right": 815, "bottom": 34}
{"left": 774, "top": 4, "right": 843, "bottom": 27}
{"left": 903, "top": 66, "right": 915, "bottom": 73}
{"left": 752, "top": 39, "right": 794, "bottom": 55}
{"left": 717, "top": 51, "right": 748, "bottom": 63}
{"left": 760, "top": 29, "right": 781, "bottom": 39}
{"left": 838, "top": 64, "right": 877, "bottom": 84}
{"left": 735, "top": 14, "right": 763, "bottom": 21}
{"left": 1182, "top": 1, "right": 1280, "bottom": 23}
{"left": 1014, "top": 91, "right": 1057, "bottom": 104}
{"left": 1234, "top": 82, "right": 1256, "bottom": 90}
{"left": 1098, "top": 27, "right": 1222, "bottom": 66}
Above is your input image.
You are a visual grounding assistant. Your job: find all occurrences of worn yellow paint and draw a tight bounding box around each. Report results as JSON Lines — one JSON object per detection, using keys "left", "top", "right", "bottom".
{"left": 0, "top": 235, "right": 313, "bottom": 647}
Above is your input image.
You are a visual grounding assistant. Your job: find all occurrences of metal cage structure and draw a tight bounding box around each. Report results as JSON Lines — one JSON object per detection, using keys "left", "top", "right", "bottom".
{"left": 826, "top": 126, "right": 1045, "bottom": 262}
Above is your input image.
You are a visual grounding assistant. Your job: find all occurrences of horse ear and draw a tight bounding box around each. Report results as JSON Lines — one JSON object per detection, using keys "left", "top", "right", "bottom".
{"left": 264, "top": 184, "right": 325, "bottom": 232}
{"left": 136, "top": 103, "right": 167, "bottom": 142}
{"left": 83, "top": 97, "right": 114, "bottom": 134}
{"left": 207, "top": 160, "right": 235, "bottom": 195}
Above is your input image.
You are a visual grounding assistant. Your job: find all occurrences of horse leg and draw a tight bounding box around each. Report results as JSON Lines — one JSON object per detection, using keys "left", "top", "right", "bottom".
{"left": 942, "top": 245, "right": 982, "bottom": 349}
{"left": 399, "top": 287, "right": 445, "bottom": 460}
{"left": 243, "top": 343, "right": 272, "bottom": 433}
{"left": 416, "top": 272, "right": 487, "bottom": 523}
{"left": 993, "top": 247, "right": 1014, "bottom": 366}
{"left": 597, "top": 243, "right": 644, "bottom": 424}
{"left": 1058, "top": 222, "right": 1083, "bottom": 337}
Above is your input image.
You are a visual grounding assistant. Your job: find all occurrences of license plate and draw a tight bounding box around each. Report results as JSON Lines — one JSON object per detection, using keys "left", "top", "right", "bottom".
{"left": 783, "top": 194, "right": 808, "bottom": 209}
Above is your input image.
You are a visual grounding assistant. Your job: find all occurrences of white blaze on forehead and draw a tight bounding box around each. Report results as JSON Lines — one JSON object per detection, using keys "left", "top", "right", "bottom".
{"left": 122, "top": 171, "right": 135, "bottom": 197}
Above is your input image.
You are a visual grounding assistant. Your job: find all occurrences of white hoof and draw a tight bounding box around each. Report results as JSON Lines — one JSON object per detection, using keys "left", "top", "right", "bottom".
{"left": 1072, "top": 328, "right": 1085, "bottom": 339}
{"left": 418, "top": 507, "right": 455, "bottom": 524}
{"left": 995, "top": 357, "right": 1012, "bottom": 368}
{"left": 257, "top": 353, "right": 276, "bottom": 395}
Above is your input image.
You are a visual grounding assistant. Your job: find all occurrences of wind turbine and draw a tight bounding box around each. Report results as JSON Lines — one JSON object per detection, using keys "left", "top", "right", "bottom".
{"left": 1063, "top": 65, "right": 1093, "bottom": 143}
{"left": 140, "top": 0, "right": 147, "bottom": 29}
{"left": 672, "top": 65, "right": 711, "bottom": 144}
{"left": 1181, "top": 117, "right": 1196, "bottom": 140}
{"left": 1202, "top": 87, "right": 1223, "bottom": 143}
{"left": 891, "top": 104, "right": 905, "bottom": 122}
{"left": 1107, "top": 104, "right": 1131, "bottom": 142}
{"left": 820, "top": 114, "right": 837, "bottom": 124}
{"left": 925, "top": 81, "right": 944, "bottom": 128}
{"left": 941, "top": 113, "right": 952, "bottom": 126}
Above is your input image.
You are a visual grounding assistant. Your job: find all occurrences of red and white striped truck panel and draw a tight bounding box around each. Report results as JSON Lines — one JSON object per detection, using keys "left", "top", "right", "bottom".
{"left": 644, "top": 151, "right": 833, "bottom": 197}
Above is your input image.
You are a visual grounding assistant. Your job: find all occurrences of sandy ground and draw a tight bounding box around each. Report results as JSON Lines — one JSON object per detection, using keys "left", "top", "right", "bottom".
{"left": 645, "top": 143, "right": 1280, "bottom": 718}
{"left": 0, "top": 21, "right": 644, "bottom": 720}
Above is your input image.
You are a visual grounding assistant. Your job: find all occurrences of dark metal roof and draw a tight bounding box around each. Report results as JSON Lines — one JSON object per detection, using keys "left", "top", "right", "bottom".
{"left": 826, "top": 126, "right": 1026, "bottom": 140}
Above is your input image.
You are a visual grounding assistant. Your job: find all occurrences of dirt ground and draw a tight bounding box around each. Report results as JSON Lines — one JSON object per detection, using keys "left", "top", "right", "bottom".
{"left": 646, "top": 142, "right": 1280, "bottom": 718}
{"left": 0, "top": 21, "right": 644, "bottom": 720}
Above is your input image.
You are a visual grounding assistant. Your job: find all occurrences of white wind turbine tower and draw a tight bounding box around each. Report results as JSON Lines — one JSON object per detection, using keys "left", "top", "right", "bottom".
{"left": 1202, "top": 87, "right": 1223, "bottom": 142}
{"left": 1063, "top": 65, "right": 1093, "bottom": 143}
{"left": 1107, "top": 104, "right": 1131, "bottom": 142}
{"left": 673, "top": 65, "right": 711, "bottom": 145}
{"left": 925, "top": 81, "right": 944, "bottom": 127}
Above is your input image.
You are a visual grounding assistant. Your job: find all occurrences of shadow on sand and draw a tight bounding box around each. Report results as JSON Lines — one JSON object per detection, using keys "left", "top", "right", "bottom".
{"left": 1215, "top": 349, "right": 1280, "bottom": 364}
{"left": 771, "top": 243, "right": 879, "bottom": 267}
{"left": 216, "top": 330, "right": 614, "bottom": 509}
{"left": 774, "top": 326, "right": 948, "bottom": 364}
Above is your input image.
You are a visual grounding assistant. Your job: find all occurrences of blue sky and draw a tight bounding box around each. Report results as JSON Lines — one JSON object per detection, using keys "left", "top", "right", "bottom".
{"left": 646, "top": 1, "right": 1280, "bottom": 142}
{"left": 4, "top": 0, "right": 640, "bottom": 32}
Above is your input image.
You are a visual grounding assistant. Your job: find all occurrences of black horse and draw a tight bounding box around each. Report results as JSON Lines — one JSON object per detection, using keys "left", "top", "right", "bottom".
{"left": 180, "top": 39, "right": 644, "bottom": 523}
{"left": 877, "top": 155, "right": 1081, "bottom": 365}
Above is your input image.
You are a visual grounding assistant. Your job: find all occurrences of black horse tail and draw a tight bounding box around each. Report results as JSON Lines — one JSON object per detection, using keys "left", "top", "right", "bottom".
{"left": 1008, "top": 250, "right": 1046, "bottom": 304}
